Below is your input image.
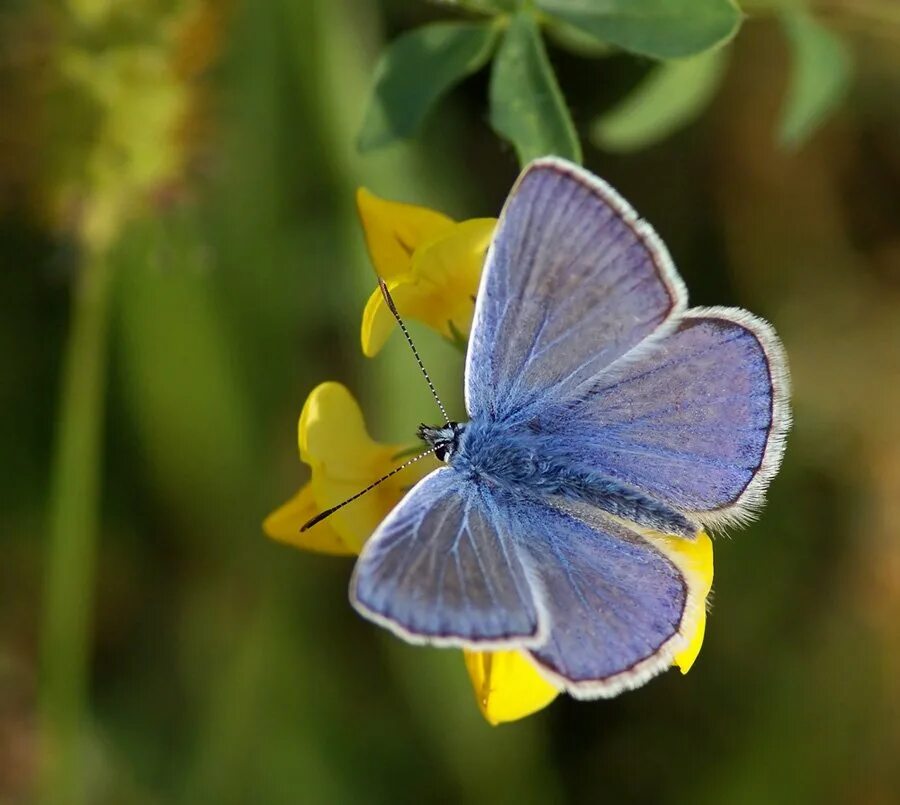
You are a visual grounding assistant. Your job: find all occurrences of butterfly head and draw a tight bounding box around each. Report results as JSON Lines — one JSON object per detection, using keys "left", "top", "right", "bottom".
{"left": 418, "top": 421, "right": 466, "bottom": 463}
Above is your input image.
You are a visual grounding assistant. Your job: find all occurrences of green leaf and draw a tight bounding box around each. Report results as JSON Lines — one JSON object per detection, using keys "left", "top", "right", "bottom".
{"left": 544, "top": 16, "right": 614, "bottom": 57}
{"left": 489, "top": 11, "right": 582, "bottom": 165}
{"left": 455, "top": 0, "right": 518, "bottom": 11}
{"left": 778, "top": 8, "right": 851, "bottom": 148}
{"left": 357, "top": 21, "right": 499, "bottom": 152}
{"left": 537, "top": 0, "right": 742, "bottom": 59}
{"left": 591, "top": 48, "right": 728, "bottom": 152}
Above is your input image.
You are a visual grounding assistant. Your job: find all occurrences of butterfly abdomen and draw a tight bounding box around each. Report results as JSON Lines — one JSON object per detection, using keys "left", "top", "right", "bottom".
{"left": 553, "top": 466, "right": 696, "bottom": 538}
{"left": 454, "top": 418, "right": 696, "bottom": 539}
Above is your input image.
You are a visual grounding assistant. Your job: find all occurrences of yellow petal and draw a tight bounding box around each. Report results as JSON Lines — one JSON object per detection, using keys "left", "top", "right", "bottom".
{"left": 647, "top": 530, "right": 714, "bottom": 674}
{"left": 263, "top": 483, "right": 354, "bottom": 556}
{"left": 356, "top": 188, "right": 455, "bottom": 281}
{"left": 409, "top": 218, "right": 496, "bottom": 340}
{"left": 298, "top": 381, "right": 383, "bottom": 473}
{"left": 463, "top": 649, "right": 560, "bottom": 726}
{"left": 296, "top": 381, "right": 439, "bottom": 554}
{"left": 674, "top": 606, "right": 707, "bottom": 674}
{"left": 360, "top": 277, "right": 436, "bottom": 358}
{"left": 360, "top": 280, "right": 400, "bottom": 358}
{"left": 360, "top": 218, "right": 496, "bottom": 356}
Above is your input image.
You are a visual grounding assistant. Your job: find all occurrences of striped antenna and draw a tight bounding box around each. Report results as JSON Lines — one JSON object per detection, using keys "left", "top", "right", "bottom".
{"left": 378, "top": 277, "right": 451, "bottom": 426}
{"left": 299, "top": 447, "right": 434, "bottom": 532}
{"left": 301, "top": 279, "right": 449, "bottom": 532}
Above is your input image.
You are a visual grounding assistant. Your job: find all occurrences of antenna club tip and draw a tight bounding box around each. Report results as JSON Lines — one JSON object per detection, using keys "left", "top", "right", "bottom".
{"left": 299, "top": 510, "right": 331, "bottom": 532}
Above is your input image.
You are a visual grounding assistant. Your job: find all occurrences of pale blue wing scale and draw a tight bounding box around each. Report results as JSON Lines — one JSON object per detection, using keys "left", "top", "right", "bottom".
{"left": 512, "top": 501, "right": 690, "bottom": 697}
{"left": 350, "top": 469, "right": 543, "bottom": 648}
{"left": 528, "top": 309, "right": 790, "bottom": 525}
{"left": 465, "top": 158, "right": 686, "bottom": 421}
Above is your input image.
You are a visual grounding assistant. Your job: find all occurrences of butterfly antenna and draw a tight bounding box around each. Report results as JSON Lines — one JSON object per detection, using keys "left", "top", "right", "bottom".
{"left": 378, "top": 277, "right": 451, "bottom": 426}
{"left": 300, "top": 447, "right": 435, "bottom": 531}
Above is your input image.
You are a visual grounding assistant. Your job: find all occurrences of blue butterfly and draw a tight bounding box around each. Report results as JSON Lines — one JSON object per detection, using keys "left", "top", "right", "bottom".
{"left": 346, "top": 158, "right": 791, "bottom": 698}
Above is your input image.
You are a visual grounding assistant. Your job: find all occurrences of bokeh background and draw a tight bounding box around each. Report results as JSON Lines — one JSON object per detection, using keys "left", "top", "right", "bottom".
{"left": 2, "top": 1, "right": 900, "bottom": 803}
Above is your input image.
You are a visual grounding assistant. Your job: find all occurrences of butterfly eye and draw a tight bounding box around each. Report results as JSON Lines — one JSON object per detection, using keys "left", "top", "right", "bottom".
{"left": 434, "top": 442, "right": 452, "bottom": 462}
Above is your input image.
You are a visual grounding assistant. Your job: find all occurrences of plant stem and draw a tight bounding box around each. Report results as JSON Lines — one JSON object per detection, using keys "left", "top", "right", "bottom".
{"left": 38, "top": 247, "right": 115, "bottom": 805}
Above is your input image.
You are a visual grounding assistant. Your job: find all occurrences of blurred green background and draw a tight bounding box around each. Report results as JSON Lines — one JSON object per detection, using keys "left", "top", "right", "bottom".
{"left": 2, "top": 0, "right": 900, "bottom": 803}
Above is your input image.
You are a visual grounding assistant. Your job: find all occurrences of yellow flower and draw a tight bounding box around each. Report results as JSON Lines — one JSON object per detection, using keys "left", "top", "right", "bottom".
{"left": 265, "top": 379, "right": 715, "bottom": 724}
{"left": 356, "top": 188, "right": 496, "bottom": 357}
{"left": 263, "top": 381, "right": 438, "bottom": 555}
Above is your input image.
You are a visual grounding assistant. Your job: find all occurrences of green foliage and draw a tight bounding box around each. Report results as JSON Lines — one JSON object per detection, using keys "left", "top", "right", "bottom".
{"left": 115, "top": 221, "right": 256, "bottom": 523}
{"left": 537, "top": 0, "right": 741, "bottom": 59}
{"left": 357, "top": 21, "right": 500, "bottom": 152}
{"left": 542, "top": 16, "right": 613, "bottom": 57}
{"left": 357, "top": 0, "right": 745, "bottom": 166}
{"left": 778, "top": 8, "right": 851, "bottom": 148}
{"left": 592, "top": 48, "right": 728, "bottom": 152}
{"left": 356, "top": 1, "right": 859, "bottom": 163}
{"left": 489, "top": 11, "right": 581, "bottom": 164}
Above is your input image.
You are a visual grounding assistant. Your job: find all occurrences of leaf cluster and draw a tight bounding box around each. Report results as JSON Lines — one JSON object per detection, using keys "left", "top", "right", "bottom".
{"left": 358, "top": 0, "right": 853, "bottom": 164}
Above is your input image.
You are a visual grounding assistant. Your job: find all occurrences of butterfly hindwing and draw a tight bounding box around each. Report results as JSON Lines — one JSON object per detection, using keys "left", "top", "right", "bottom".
{"left": 516, "top": 502, "right": 697, "bottom": 697}
{"left": 350, "top": 468, "right": 543, "bottom": 648}
{"left": 466, "top": 158, "right": 686, "bottom": 422}
{"left": 526, "top": 308, "right": 790, "bottom": 526}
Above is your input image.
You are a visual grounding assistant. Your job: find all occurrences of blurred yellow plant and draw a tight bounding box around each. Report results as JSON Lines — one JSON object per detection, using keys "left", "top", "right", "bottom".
{"left": 265, "top": 382, "right": 714, "bottom": 724}
{"left": 44, "top": 0, "right": 219, "bottom": 253}
{"left": 357, "top": 188, "right": 496, "bottom": 356}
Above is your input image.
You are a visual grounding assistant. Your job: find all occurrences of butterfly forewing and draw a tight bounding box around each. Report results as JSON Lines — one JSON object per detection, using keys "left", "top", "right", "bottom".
{"left": 465, "top": 158, "right": 686, "bottom": 422}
